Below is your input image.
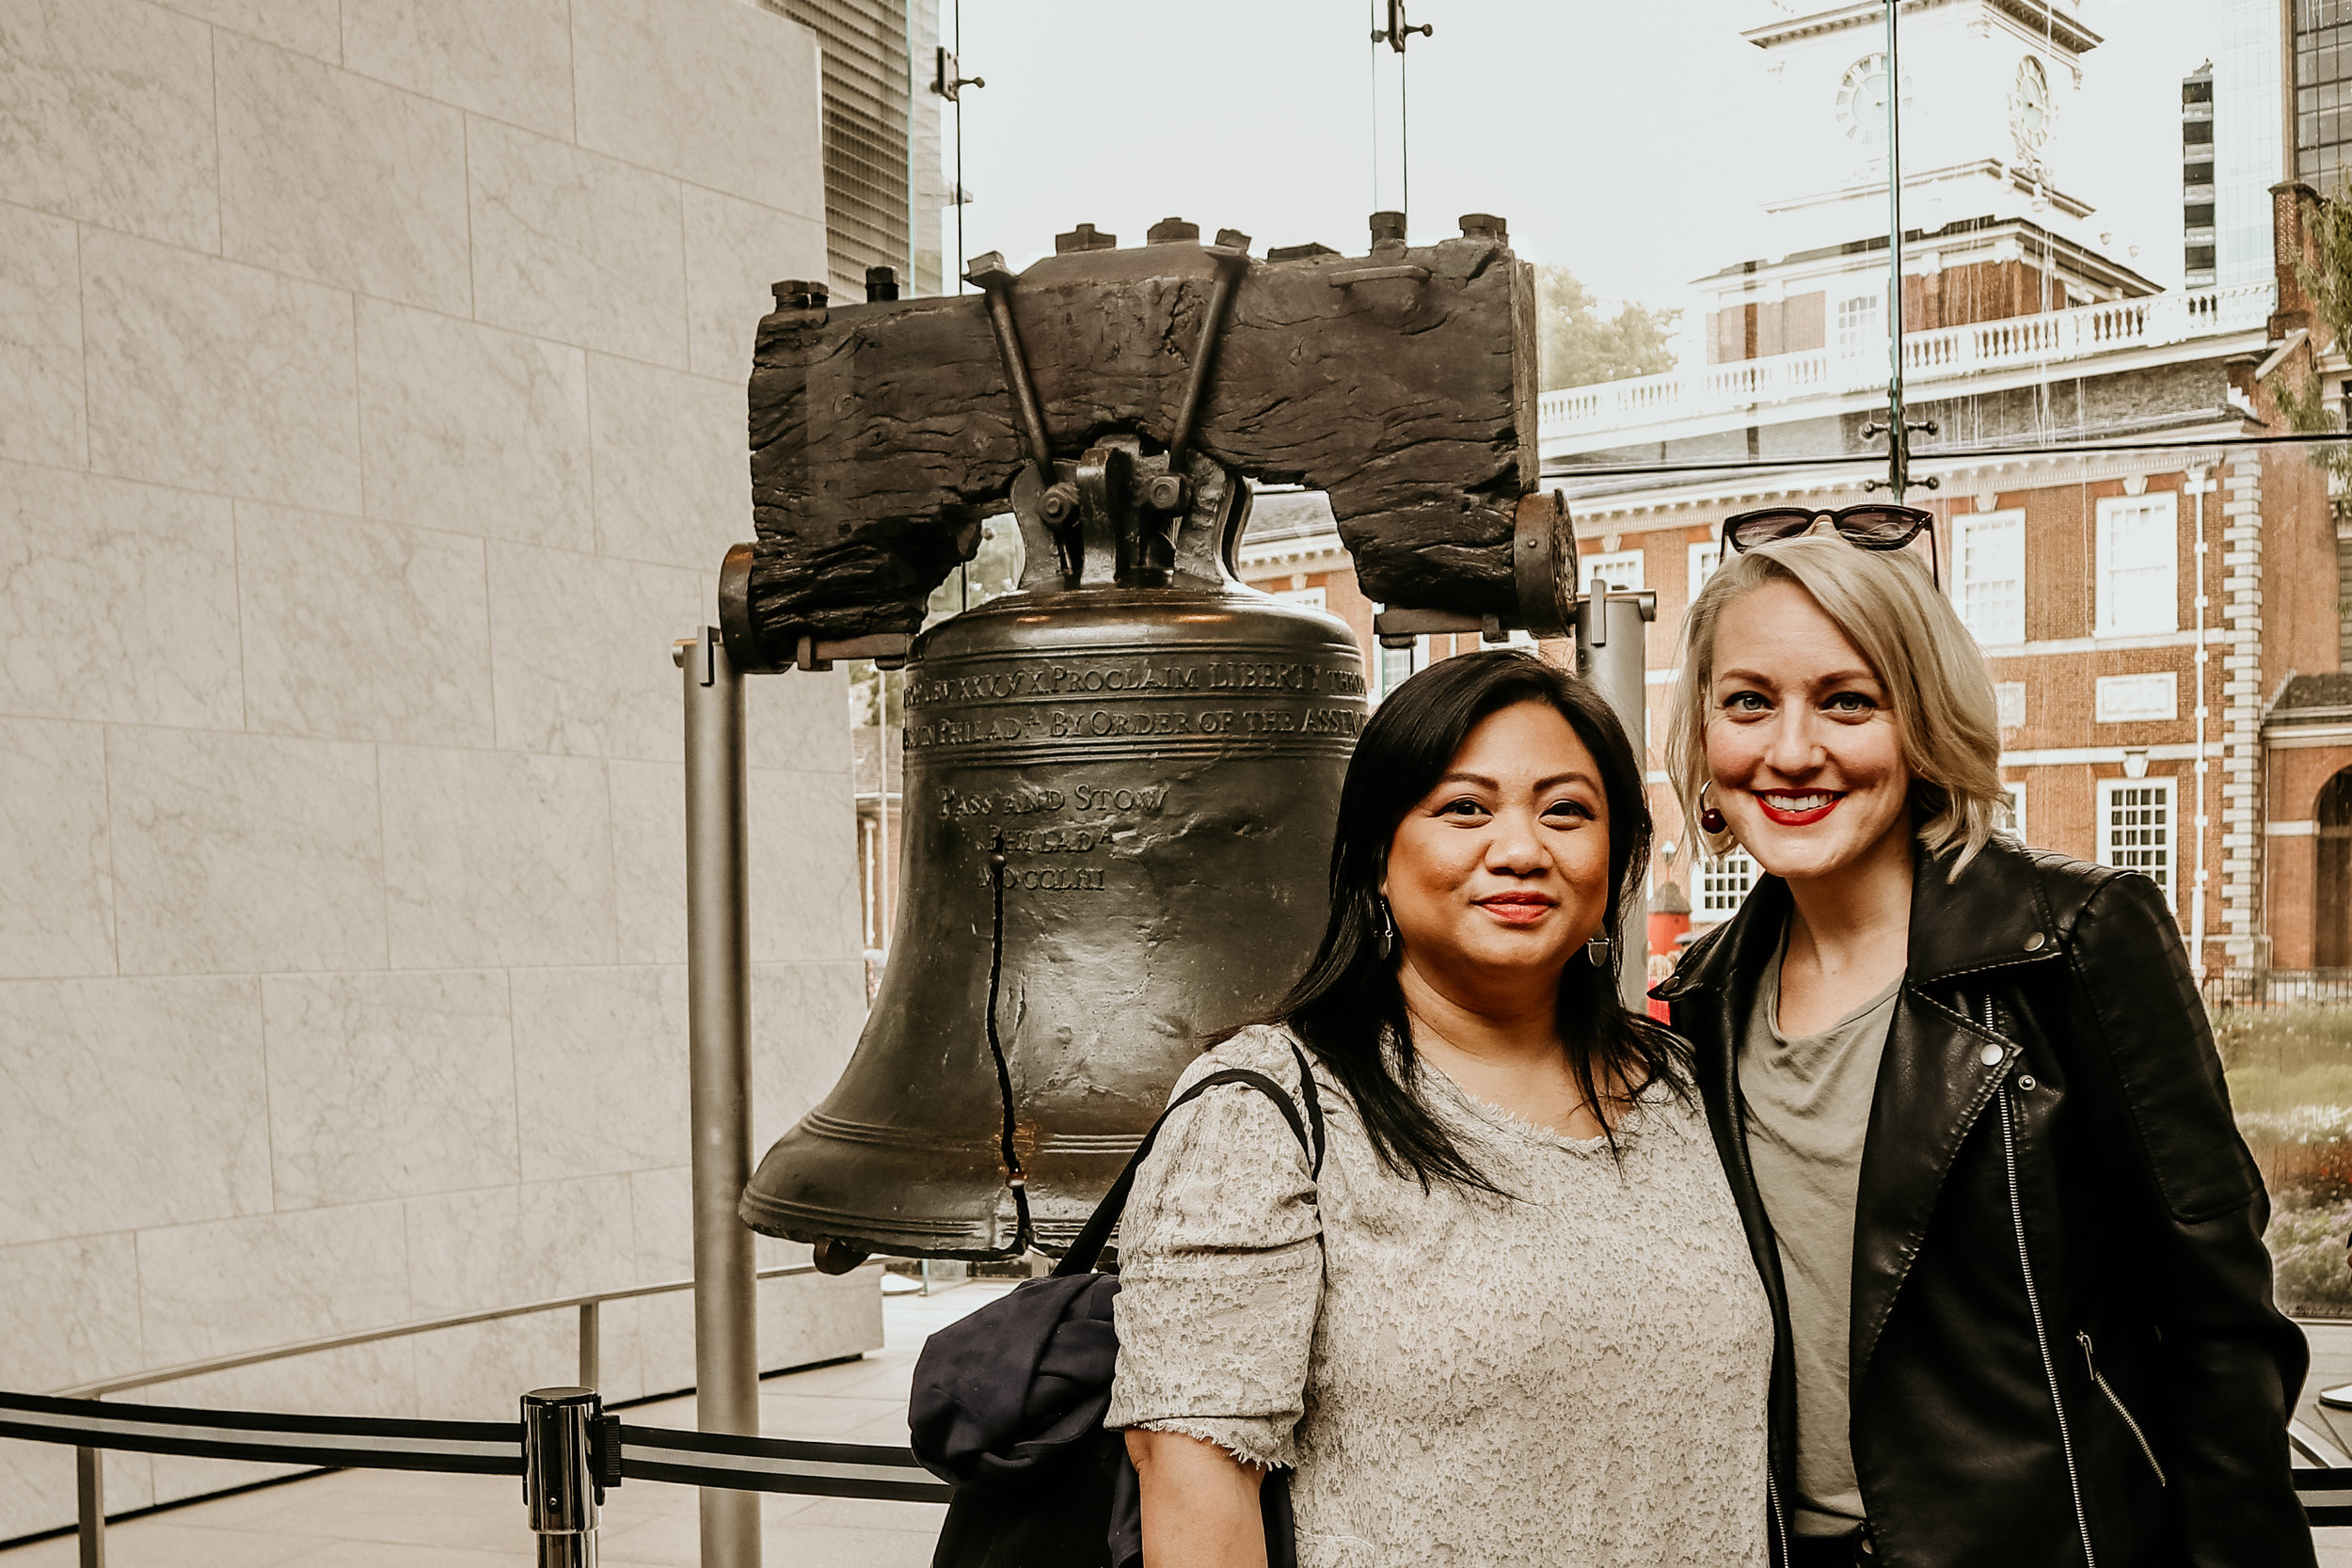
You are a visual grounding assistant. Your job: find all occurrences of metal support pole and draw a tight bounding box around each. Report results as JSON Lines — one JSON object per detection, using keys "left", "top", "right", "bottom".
{"left": 577, "top": 1301, "right": 600, "bottom": 1391}
{"left": 2187, "top": 467, "right": 2215, "bottom": 977}
{"left": 1576, "top": 592, "right": 1659, "bottom": 1010}
{"left": 522, "top": 1387, "right": 601, "bottom": 1568}
{"left": 75, "top": 1445, "right": 103, "bottom": 1568}
{"left": 676, "top": 628, "right": 762, "bottom": 1568}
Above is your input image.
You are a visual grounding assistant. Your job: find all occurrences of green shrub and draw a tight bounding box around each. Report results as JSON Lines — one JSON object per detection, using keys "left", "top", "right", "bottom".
{"left": 2266, "top": 1196, "right": 2352, "bottom": 1318}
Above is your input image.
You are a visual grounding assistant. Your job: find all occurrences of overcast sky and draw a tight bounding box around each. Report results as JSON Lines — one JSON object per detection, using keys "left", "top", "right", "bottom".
{"left": 946, "top": 0, "right": 2223, "bottom": 341}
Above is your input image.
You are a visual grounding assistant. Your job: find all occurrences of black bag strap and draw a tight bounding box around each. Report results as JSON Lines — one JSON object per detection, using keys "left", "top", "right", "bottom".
{"left": 1055, "top": 1041, "right": 1324, "bottom": 1278}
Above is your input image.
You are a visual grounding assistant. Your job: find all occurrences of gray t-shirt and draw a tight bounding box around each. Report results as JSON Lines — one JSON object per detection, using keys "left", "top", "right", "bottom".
{"left": 1740, "top": 934, "right": 1901, "bottom": 1538}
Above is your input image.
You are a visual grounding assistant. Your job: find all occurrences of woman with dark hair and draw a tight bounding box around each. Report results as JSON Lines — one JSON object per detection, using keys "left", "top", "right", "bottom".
{"left": 1104, "top": 650, "right": 1772, "bottom": 1567}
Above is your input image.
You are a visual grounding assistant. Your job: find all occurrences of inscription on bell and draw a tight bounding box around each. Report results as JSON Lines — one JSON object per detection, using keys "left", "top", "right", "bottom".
{"left": 906, "top": 656, "right": 1366, "bottom": 707}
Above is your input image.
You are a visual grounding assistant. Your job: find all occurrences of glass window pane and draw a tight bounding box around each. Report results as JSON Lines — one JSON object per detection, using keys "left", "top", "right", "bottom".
{"left": 1954, "top": 511, "right": 2026, "bottom": 645}
{"left": 2096, "top": 495, "right": 2179, "bottom": 637}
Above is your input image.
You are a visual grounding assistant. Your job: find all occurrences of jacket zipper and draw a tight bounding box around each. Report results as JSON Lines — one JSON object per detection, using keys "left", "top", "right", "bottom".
{"left": 1997, "top": 1067, "right": 2096, "bottom": 1565}
{"left": 2075, "top": 1331, "right": 2167, "bottom": 1487}
{"left": 1765, "top": 1469, "right": 1789, "bottom": 1566}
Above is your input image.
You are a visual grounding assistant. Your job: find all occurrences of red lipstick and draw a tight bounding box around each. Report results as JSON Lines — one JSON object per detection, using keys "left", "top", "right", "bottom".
{"left": 1755, "top": 790, "right": 1842, "bottom": 827}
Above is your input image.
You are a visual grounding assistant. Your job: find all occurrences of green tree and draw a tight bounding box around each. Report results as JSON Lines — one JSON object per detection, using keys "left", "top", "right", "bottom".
{"left": 2281, "top": 189, "right": 2352, "bottom": 491}
{"left": 1533, "top": 263, "right": 1681, "bottom": 391}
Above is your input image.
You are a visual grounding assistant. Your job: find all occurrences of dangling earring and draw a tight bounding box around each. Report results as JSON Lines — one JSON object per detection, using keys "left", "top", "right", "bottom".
{"left": 1698, "top": 783, "right": 1727, "bottom": 836}
{"left": 1585, "top": 930, "right": 1614, "bottom": 967}
{"left": 1372, "top": 896, "right": 1397, "bottom": 960}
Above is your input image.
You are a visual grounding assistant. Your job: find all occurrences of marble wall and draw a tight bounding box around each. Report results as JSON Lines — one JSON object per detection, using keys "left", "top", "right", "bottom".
{"left": 0, "top": 0, "right": 878, "bottom": 1539}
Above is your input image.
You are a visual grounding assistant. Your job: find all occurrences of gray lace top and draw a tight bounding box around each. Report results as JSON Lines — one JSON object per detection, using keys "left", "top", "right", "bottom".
{"left": 1105, "top": 1025, "right": 1773, "bottom": 1568}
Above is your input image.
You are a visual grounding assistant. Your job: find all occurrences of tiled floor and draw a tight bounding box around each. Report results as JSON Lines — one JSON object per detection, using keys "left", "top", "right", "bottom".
{"left": 10, "top": 1292, "right": 2352, "bottom": 1564}
{"left": 0, "top": 1283, "right": 1006, "bottom": 1568}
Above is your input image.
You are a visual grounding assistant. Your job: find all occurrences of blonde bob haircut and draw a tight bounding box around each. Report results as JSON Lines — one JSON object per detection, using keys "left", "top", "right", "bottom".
{"left": 1665, "top": 531, "right": 2007, "bottom": 876}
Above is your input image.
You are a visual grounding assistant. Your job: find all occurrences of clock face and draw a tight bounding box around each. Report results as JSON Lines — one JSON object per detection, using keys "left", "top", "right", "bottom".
{"left": 1836, "top": 55, "right": 1892, "bottom": 146}
{"left": 2012, "top": 55, "right": 2051, "bottom": 158}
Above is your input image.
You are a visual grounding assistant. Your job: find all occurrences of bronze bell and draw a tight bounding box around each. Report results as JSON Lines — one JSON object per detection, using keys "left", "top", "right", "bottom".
{"left": 739, "top": 441, "right": 1365, "bottom": 1263}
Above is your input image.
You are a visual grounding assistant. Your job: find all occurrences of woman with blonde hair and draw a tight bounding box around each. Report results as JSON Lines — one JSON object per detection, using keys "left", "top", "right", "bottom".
{"left": 1657, "top": 509, "right": 2311, "bottom": 1568}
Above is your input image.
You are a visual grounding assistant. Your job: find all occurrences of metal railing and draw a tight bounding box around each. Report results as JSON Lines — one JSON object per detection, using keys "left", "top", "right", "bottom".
{"left": 1534, "top": 280, "right": 2277, "bottom": 449}
{"left": 2205, "top": 968, "right": 2352, "bottom": 1009}
{"left": 25, "top": 1260, "right": 857, "bottom": 1566}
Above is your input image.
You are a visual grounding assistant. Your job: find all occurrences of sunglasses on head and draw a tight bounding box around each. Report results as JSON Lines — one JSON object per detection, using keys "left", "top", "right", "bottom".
{"left": 1719, "top": 504, "right": 1940, "bottom": 586}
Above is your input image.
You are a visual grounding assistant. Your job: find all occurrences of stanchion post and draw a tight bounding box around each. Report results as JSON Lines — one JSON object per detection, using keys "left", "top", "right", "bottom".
{"left": 75, "top": 1445, "right": 103, "bottom": 1568}
{"left": 578, "top": 1302, "right": 600, "bottom": 1391}
{"left": 677, "top": 628, "right": 762, "bottom": 1568}
{"left": 522, "top": 1387, "right": 601, "bottom": 1568}
{"left": 1575, "top": 591, "right": 1659, "bottom": 1011}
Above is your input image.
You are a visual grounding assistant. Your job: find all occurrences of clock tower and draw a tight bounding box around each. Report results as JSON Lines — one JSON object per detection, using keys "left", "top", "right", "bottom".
{"left": 1702, "top": 0, "right": 2158, "bottom": 365}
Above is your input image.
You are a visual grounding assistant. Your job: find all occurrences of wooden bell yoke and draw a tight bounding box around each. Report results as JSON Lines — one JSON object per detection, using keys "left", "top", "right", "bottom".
{"left": 722, "top": 211, "right": 1573, "bottom": 673}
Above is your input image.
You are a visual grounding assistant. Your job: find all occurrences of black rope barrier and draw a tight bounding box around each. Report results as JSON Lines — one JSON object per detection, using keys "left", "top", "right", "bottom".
{"left": 617, "top": 1424, "right": 947, "bottom": 1502}
{"left": 2299, "top": 1465, "right": 2352, "bottom": 1527}
{"left": 2, "top": 1385, "right": 2338, "bottom": 1525}
{"left": 0, "top": 1390, "right": 519, "bottom": 1477}
{"left": 0, "top": 1388, "right": 948, "bottom": 1503}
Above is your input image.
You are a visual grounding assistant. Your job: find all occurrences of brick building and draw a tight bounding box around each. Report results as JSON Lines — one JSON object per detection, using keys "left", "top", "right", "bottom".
{"left": 1232, "top": 1, "right": 2352, "bottom": 978}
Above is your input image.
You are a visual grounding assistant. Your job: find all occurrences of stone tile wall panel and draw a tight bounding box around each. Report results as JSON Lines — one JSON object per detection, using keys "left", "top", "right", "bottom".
{"left": 167, "top": 0, "right": 341, "bottom": 61}
{"left": 262, "top": 969, "right": 520, "bottom": 1208}
{"left": 0, "top": 201, "right": 86, "bottom": 467}
{"left": 683, "top": 185, "right": 827, "bottom": 378}
{"left": 107, "top": 726, "right": 389, "bottom": 975}
{"left": 403, "top": 1175, "right": 635, "bottom": 1316}
{"left": 339, "top": 0, "right": 575, "bottom": 140}
{"left": 570, "top": 0, "right": 824, "bottom": 215}
{"left": 216, "top": 36, "right": 472, "bottom": 313}
{"left": 0, "top": 0, "right": 219, "bottom": 248}
{"left": 750, "top": 769, "right": 864, "bottom": 963}
{"left": 234, "top": 502, "right": 496, "bottom": 747}
{"left": 379, "top": 744, "right": 619, "bottom": 969}
{"left": 466, "top": 118, "right": 689, "bottom": 368}
{"left": 82, "top": 230, "right": 362, "bottom": 514}
{"left": 0, "top": 464, "right": 245, "bottom": 729}
{"left": 485, "top": 540, "right": 707, "bottom": 761}
{"left": 0, "top": 1232, "right": 145, "bottom": 1391}
{"left": 508, "top": 965, "right": 691, "bottom": 1182}
{"left": 355, "top": 298, "right": 594, "bottom": 548}
{"left": 0, "top": 719, "right": 115, "bottom": 979}
{"left": 135, "top": 1202, "right": 413, "bottom": 1367}
{"left": 0, "top": 977, "right": 271, "bottom": 1245}
{"left": 609, "top": 758, "right": 689, "bottom": 966}
{"left": 588, "top": 352, "right": 752, "bottom": 569}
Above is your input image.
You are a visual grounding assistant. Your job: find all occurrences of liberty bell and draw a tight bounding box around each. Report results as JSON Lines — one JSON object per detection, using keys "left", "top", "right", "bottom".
{"left": 725, "top": 214, "right": 1563, "bottom": 1263}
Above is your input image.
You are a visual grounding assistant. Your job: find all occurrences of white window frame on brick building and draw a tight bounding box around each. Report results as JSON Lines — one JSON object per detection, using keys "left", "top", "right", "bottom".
{"left": 1952, "top": 510, "right": 2026, "bottom": 645}
{"left": 1697, "top": 848, "right": 1757, "bottom": 918}
{"left": 1581, "top": 550, "right": 1645, "bottom": 595}
{"left": 2098, "top": 777, "right": 2176, "bottom": 908}
{"left": 1688, "top": 541, "right": 1722, "bottom": 604}
{"left": 2002, "top": 782, "right": 2026, "bottom": 845}
{"left": 2095, "top": 493, "right": 2179, "bottom": 637}
{"left": 1272, "top": 586, "right": 1327, "bottom": 611}
{"left": 1835, "top": 289, "right": 1883, "bottom": 355}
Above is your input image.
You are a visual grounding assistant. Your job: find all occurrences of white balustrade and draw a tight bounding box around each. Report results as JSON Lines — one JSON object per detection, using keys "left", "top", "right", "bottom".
{"left": 1535, "top": 282, "right": 2276, "bottom": 447}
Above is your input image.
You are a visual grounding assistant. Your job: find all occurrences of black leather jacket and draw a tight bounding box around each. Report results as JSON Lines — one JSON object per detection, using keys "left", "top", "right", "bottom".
{"left": 1657, "top": 837, "right": 2312, "bottom": 1568}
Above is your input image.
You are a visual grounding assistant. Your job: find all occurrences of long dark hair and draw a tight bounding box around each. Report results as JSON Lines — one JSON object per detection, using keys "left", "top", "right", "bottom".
{"left": 1272, "top": 648, "right": 1687, "bottom": 1190}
